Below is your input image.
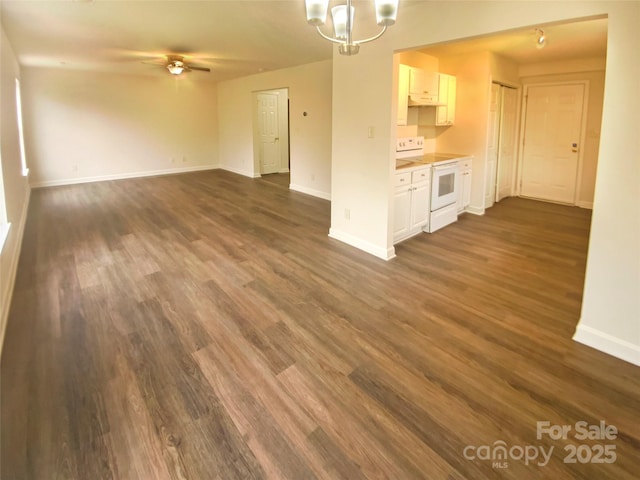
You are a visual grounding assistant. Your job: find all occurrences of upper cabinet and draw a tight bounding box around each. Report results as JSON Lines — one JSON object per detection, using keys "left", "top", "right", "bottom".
{"left": 408, "top": 68, "right": 440, "bottom": 105}
{"left": 397, "top": 64, "right": 410, "bottom": 126}
{"left": 435, "top": 73, "right": 456, "bottom": 126}
{"left": 397, "top": 64, "right": 457, "bottom": 126}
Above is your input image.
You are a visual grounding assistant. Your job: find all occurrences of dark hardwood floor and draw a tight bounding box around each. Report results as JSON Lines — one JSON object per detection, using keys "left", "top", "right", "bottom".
{"left": 2, "top": 170, "right": 639, "bottom": 479}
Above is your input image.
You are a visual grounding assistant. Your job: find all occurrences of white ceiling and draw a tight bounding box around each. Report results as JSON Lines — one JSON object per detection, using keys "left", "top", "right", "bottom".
{"left": 419, "top": 17, "right": 608, "bottom": 65}
{"left": 0, "top": 1, "right": 608, "bottom": 81}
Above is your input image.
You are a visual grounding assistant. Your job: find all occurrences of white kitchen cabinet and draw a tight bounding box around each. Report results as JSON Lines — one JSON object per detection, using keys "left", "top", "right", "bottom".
{"left": 394, "top": 166, "right": 431, "bottom": 244}
{"left": 417, "top": 73, "right": 457, "bottom": 126}
{"left": 457, "top": 157, "right": 473, "bottom": 213}
{"left": 397, "top": 64, "right": 410, "bottom": 126}
{"left": 409, "top": 68, "right": 440, "bottom": 103}
{"left": 436, "top": 74, "right": 456, "bottom": 126}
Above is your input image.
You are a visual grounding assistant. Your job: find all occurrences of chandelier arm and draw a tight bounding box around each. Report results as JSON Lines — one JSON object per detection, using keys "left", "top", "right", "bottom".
{"left": 353, "top": 25, "right": 388, "bottom": 45}
{"left": 315, "top": 25, "right": 344, "bottom": 44}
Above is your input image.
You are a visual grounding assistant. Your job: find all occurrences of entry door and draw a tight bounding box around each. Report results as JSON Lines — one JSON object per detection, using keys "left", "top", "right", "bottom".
{"left": 496, "top": 86, "right": 518, "bottom": 202}
{"left": 520, "top": 84, "right": 585, "bottom": 204}
{"left": 257, "top": 92, "right": 280, "bottom": 174}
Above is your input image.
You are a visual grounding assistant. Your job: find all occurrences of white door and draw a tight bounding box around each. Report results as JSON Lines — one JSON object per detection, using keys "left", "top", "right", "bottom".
{"left": 520, "top": 84, "right": 585, "bottom": 204}
{"left": 257, "top": 92, "right": 280, "bottom": 175}
{"left": 496, "top": 86, "right": 518, "bottom": 202}
{"left": 485, "top": 83, "right": 500, "bottom": 208}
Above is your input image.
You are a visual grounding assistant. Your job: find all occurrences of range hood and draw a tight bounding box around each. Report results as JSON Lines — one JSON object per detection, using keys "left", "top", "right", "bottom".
{"left": 408, "top": 94, "right": 446, "bottom": 107}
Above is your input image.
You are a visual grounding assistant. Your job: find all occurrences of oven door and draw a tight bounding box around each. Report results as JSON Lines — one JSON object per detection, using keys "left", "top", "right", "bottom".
{"left": 431, "top": 162, "right": 459, "bottom": 210}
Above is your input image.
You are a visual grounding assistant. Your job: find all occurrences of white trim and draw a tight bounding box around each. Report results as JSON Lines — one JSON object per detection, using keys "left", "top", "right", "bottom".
{"left": 30, "top": 165, "right": 219, "bottom": 188}
{"left": 573, "top": 324, "right": 640, "bottom": 367}
{"left": 221, "top": 166, "right": 261, "bottom": 178}
{"left": 0, "top": 222, "right": 11, "bottom": 253}
{"left": 577, "top": 200, "right": 593, "bottom": 209}
{"left": 0, "top": 186, "right": 31, "bottom": 355}
{"left": 465, "top": 205, "right": 485, "bottom": 216}
{"left": 328, "top": 228, "right": 396, "bottom": 261}
{"left": 289, "top": 183, "right": 331, "bottom": 201}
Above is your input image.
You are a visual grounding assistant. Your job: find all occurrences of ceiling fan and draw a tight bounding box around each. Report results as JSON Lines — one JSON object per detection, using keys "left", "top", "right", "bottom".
{"left": 146, "top": 55, "right": 211, "bottom": 75}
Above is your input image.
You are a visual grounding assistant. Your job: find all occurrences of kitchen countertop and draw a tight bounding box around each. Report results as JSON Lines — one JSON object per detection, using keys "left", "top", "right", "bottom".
{"left": 395, "top": 152, "right": 472, "bottom": 170}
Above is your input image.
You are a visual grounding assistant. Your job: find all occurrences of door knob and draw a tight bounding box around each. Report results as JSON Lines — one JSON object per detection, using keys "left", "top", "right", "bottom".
{"left": 571, "top": 143, "right": 578, "bottom": 152}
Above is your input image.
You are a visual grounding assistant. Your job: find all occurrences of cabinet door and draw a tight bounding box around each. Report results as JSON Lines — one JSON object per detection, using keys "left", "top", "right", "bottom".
{"left": 397, "top": 64, "right": 410, "bottom": 126}
{"left": 456, "top": 168, "right": 465, "bottom": 213}
{"left": 409, "top": 68, "right": 439, "bottom": 97}
{"left": 462, "top": 170, "right": 472, "bottom": 208}
{"left": 393, "top": 185, "right": 412, "bottom": 241}
{"left": 410, "top": 181, "right": 431, "bottom": 230}
{"left": 446, "top": 75, "right": 456, "bottom": 124}
{"left": 436, "top": 74, "right": 456, "bottom": 126}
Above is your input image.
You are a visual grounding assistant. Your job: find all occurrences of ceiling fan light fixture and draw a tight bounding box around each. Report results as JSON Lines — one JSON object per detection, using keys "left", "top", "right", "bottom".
{"left": 167, "top": 61, "right": 185, "bottom": 75}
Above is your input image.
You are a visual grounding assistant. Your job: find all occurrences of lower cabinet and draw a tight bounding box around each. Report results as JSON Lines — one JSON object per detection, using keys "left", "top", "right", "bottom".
{"left": 457, "top": 158, "right": 473, "bottom": 213}
{"left": 394, "top": 166, "right": 431, "bottom": 244}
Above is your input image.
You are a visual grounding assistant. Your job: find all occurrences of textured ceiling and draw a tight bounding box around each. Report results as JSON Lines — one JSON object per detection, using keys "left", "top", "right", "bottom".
{"left": 1, "top": 1, "right": 608, "bottom": 81}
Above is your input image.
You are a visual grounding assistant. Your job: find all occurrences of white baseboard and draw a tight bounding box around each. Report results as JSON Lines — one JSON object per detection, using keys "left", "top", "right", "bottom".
{"left": 221, "top": 166, "right": 260, "bottom": 178}
{"left": 30, "top": 164, "right": 220, "bottom": 188}
{"left": 578, "top": 200, "right": 594, "bottom": 209}
{"left": 289, "top": 183, "right": 331, "bottom": 201}
{"left": 573, "top": 324, "right": 640, "bottom": 367}
{"left": 328, "top": 228, "right": 395, "bottom": 261}
{"left": 465, "top": 205, "right": 485, "bottom": 215}
{"left": 0, "top": 185, "right": 31, "bottom": 356}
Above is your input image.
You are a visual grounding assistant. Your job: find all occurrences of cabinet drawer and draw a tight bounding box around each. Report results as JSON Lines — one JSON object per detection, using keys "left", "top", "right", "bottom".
{"left": 412, "top": 168, "right": 430, "bottom": 183}
{"left": 395, "top": 172, "right": 411, "bottom": 187}
{"left": 458, "top": 158, "right": 472, "bottom": 171}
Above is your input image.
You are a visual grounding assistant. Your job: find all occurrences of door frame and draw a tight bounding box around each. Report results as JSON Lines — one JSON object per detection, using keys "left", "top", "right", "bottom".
{"left": 252, "top": 87, "right": 290, "bottom": 177}
{"left": 516, "top": 80, "right": 590, "bottom": 205}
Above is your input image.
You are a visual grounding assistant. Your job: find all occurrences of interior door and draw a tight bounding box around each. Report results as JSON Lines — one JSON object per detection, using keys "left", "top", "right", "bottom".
{"left": 485, "top": 83, "right": 500, "bottom": 208}
{"left": 257, "top": 92, "right": 280, "bottom": 175}
{"left": 496, "top": 86, "right": 518, "bottom": 202}
{"left": 520, "top": 84, "right": 585, "bottom": 204}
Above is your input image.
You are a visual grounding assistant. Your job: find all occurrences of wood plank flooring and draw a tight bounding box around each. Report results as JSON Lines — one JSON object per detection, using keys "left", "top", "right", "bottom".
{"left": 2, "top": 169, "right": 639, "bottom": 479}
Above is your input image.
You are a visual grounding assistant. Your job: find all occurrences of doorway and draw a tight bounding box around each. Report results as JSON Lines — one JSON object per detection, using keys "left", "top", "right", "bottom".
{"left": 518, "top": 82, "right": 588, "bottom": 204}
{"left": 252, "top": 88, "right": 290, "bottom": 178}
{"left": 486, "top": 83, "right": 519, "bottom": 208}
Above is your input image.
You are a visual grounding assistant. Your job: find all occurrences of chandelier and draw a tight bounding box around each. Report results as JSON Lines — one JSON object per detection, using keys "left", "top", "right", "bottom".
{"left": 305, "top": 0, "right": 399, "bottom": 56}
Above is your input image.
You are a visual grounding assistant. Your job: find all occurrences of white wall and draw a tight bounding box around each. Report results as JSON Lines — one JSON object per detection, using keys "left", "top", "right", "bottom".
{"left": 0, "top": 26, "right": 31, "bottom": 351}
{"left": 21, "top": 68, "right": 219, "bottom": 187}
{"left": 330, "top": 1, "right": 640, "bottom": 365}
{"left": 574, "top": 6, "right": 640, "bottom": 365}
{"left": 436, "top": 51, "right": 493, "bottom": 214}
{"left": 217, "top": 60, "right": 332, "bottom": 200}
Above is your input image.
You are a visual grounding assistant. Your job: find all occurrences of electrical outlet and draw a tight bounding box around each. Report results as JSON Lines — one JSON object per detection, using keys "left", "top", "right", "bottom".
{"left": 71, "top": 164, "right": 78, "bottom": 172}
{"left": 311, "top": 173, "right": 315, "bottom": 181}
{"left": 171, "top": 157, "right": 176, "bottom": 164}
{"left": 182, "top": 155, "right": 187, "bottom": 163}
{"left": 344, "top": 208, "right": 350, "bottom": 220}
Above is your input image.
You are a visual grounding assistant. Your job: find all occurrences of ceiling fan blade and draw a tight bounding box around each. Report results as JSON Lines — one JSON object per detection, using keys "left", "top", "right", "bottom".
{"left": 142, "top": 60, "right": 167, "bottom": 67}
{"left": 188, "top": 65, "right": 211, "bottom": 72}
